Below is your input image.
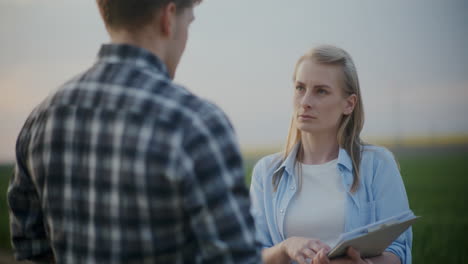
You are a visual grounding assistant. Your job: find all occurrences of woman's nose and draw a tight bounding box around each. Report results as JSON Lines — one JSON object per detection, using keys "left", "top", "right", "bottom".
{"left": 301, "top": 102, "right": 311, "bottom": 110}
{"left": 300, "top": 92, "right": 313, "bottom": 109}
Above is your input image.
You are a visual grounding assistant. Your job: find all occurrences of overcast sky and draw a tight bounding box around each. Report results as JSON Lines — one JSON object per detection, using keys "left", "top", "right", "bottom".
{"left": 0, "top": 0, "right": 467, "bottom": 162}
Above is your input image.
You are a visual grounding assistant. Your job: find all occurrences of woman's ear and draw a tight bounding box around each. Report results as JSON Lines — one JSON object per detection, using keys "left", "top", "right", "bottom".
{"left": 343, "top": 94, "right": 357, "bottom": 115}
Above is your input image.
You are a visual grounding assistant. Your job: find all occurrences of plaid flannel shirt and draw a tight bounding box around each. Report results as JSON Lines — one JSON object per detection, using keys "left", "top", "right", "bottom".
{"left": 8, "top": 44, "right": 261, "bottom": 264}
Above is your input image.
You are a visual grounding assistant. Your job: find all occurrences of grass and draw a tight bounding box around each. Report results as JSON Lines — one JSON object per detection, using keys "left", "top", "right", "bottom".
{"left": 1, "top": 149, "right": 467, "bottom": 263}
{"left": 0, "top": 165, "right": 13, "bottom": 250}
{"left": 398, "top": 153, "right": 468, "bottom": 263}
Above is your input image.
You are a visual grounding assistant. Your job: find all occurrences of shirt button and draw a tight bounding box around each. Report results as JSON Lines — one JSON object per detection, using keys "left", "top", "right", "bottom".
{"left": 280, "top": 209, "right": 285, "bottom": 214}
{"left": 290, "top": 186, "right": 295, "bottom": 190}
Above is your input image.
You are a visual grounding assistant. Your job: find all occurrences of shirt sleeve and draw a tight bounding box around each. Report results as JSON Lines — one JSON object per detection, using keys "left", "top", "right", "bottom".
{"left": 178, "top": 104, "right": 262, "bottom": 264}
{"left": 249, "top": 159, "right": 274, "bottom": 248}
{"left": 8, "top": 125, "right": 54, "bottom": 262}
{"left": 371, "top": 148, "right": 412, "bottom": 264}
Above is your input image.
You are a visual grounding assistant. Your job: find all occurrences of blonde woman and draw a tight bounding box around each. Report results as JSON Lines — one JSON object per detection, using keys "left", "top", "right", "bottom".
{"left": 250, "top": 45, "right": 412, "bottom": 264}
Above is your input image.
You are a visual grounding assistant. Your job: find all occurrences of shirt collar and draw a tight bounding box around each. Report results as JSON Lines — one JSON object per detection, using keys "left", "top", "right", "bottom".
{"left": 273, "top": 142, "right": 354, "bottom": 175}
{"left": 273, "top": 143, "right": 300, "bottom": 176}
{"left": 97, "top": 43, "right": 170, "bottom": 79}
{"left": 337, "top": 148, "right": 353, "bottom": 172}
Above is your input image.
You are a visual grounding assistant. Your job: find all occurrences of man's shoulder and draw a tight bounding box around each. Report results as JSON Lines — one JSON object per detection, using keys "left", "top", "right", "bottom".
{"left": 29, "top": 63, "right": 232, "bottom": 135}
{"left": 50, "top": 64, "right": 217, "bottom": 116}
{"left": 169, "top": 84, "right": 231, "bottom": 129}
{"left": 108, "top": 65, "right": 225, "bottom": 124}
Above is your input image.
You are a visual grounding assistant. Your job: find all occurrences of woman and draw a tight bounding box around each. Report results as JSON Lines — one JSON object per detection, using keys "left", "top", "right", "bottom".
{"left": 250, "top": 45, "right": 412, "bottom": 264}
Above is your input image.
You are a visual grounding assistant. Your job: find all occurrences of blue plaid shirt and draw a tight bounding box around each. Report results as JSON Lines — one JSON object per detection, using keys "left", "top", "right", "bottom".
{"left": 8, "top": 44, "right": 261, "bottom": 264}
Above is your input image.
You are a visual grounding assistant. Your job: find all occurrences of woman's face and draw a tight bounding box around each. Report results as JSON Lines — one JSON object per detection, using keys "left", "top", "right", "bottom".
{"left": 293, "top": 59, "right": 356, "bottom": 135}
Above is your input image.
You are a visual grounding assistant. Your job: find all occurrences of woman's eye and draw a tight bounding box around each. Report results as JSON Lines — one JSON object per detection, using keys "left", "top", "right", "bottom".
{"left": 317, "top": 89, "right": 328, "bottom": 95}
{"left": 295, "top": 85, "right": 305, "bottom": 91}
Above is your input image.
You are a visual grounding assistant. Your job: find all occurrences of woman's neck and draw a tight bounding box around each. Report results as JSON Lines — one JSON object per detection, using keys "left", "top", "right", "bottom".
{"left": 300, "top": 131, "right": 339, "bottom": 165}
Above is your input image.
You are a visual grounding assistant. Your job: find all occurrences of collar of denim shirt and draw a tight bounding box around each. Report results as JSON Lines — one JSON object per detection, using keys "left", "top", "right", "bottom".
{"left": 273, "top": 142, "right": 355, "bottom": 188}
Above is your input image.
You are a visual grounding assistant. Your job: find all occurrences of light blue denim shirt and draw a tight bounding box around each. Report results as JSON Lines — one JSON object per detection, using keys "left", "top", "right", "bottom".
{"left": 250, "top": 143, "right": 413, "bottom": 264}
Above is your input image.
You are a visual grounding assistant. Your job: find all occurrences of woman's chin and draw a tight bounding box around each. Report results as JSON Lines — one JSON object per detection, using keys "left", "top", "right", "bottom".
{"left": 296, "top": 124, "right": 335, "bottom": 135}
{"left": 296, "top": 124, "right": 319, "bottom": 134}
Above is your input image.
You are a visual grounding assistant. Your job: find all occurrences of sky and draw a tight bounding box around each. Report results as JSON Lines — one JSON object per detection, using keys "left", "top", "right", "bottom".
{"left": 0, "top": 0, "right": 467, "bottom": 162}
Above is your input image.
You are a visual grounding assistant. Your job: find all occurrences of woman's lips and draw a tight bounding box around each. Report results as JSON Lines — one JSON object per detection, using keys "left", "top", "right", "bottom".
{"left": 298, "top": 114, "right": 317, "bottom": 119}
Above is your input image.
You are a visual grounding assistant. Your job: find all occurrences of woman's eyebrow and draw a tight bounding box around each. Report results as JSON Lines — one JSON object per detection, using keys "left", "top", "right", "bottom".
{"left": 314, "top": 84, "right": 331, "bottom": 89}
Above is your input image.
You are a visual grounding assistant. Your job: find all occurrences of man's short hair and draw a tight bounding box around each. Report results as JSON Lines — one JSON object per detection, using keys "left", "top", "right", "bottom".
{"left": 97, "top": 0, "right": 201, "bottom": 30}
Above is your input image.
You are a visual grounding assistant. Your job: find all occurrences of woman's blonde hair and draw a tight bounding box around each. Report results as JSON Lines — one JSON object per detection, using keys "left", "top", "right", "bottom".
{"left": 273, "top": 45, "right": 365, "bottom": 192}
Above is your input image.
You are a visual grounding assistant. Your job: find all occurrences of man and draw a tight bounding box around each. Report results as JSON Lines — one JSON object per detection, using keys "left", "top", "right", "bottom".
{"left": 7, "top": 0, "right": 261, "bottom": 263}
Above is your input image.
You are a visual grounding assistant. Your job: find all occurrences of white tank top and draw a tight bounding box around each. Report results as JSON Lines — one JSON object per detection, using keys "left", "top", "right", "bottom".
{"left": 284, "top": 159, "right": 346, "bottom": 248}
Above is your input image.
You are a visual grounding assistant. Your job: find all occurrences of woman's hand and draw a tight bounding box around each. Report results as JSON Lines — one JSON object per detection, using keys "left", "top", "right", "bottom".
{"left": 312, "top": 247, "right": 369, "bottom": 264}
{"left": 280, "top": 236, "right": 331, "bottom": 264}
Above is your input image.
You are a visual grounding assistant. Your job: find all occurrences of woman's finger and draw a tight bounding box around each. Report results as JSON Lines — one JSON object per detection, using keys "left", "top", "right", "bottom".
{"left": 308, "top": 240, "right": 331, "bottom": 253}
{"left": 303, "top": 248, "right": 317, "bottom": 260}
{"left": 346, "top": 247, "right": 361, "bottom": 261}
{"left": 312, "top": 250, "right": 330, "bottom": 264}
{"left": 319, "top": 249, "right": 330, "bottom": 264}
{"left": 296, "top": 255, "right": 308, "bottom": 264}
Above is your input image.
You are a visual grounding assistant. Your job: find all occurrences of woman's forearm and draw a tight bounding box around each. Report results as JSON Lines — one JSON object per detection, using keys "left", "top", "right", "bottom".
{"left": 261, "top": 242, "right": 290, "bottom": 264}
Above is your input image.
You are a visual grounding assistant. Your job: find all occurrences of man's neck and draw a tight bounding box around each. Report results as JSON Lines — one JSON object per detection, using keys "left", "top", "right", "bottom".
{"left": 109, "top": 28, "right": 167, "bottom": 66}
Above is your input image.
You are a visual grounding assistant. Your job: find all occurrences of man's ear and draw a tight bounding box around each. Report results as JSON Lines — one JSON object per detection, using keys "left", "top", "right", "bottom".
{"left": 343, "top": 94, "right": 357, "bottom": 115}
{"left": 159, "top": 2, "right": 177, "bottom": 37}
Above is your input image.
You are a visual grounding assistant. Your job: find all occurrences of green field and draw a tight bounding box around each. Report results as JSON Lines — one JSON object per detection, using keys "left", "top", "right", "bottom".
{"left": 0, "top": 165, "right": 12, "bottom": 251}
{"left": 1, "top": 149, "right": 467, "bottom": 263}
